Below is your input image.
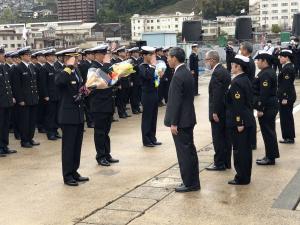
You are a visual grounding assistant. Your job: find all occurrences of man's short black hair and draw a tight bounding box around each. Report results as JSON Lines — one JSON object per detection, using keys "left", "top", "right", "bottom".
{"left": 169, "top": 47, "right": 186, "bottom": 63}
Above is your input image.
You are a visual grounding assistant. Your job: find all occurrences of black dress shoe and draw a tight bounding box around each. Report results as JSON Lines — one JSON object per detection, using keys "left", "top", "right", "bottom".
{"left": 87, "top": 123, "right": 95, "bottom": 128}
{"left": 0, "top": 149, "right": 7, "bottom": 157}
{"left": 206, "top": 164, "right": 226, "bottom": 171}
{"left": 225, "top": 164, "right": 231, "bottom": 169}
{"left": 30, "top": 140, "right": 40, "bottom": 146}
{"left": 279, "top": 139, "right": 295, "bottom": 144}
{"left": 158, "top": 102, "right": 165, "bottom": 107}
{"left": 125, "top": 114, "right": 132, "bottom": 118}
{"left": 14, "top": 135, "right": 20, "bottom": 140}
{"left": 119, "top": 115, "right": 127, "bottom": 119}
{"left": 152, "top": 142, "right": 162, "bottom": 146}
{"left": 107, "top": 157, "right": 119, "bottom": 163}
{"left": 3, "top": 148, "right": 17, "bottom": 154}
{"left": 21, "top": 142, "right": 33, "bottom": 148}
{"left": 175, "top": 184, "right": 200, "bottom": 193}
{"left": 55, "top": 133, "right": 62, "bottom": 139}
{"left": 112, "top": 118, "right": 119, "bottom": 122}
{"left": 74, "top": 176, "right": 89, "bottom": 182}
{"left": 256, "top": 158, "right": 275, "bottom": 165}
{"left": 132, "top": 111, "right": 139, "bottom": 115}
{"left": 256, "top": 156, "right": 267, "bottom": 162}
{"left": 48, "top": 135, "right": 57, "bottom": 141}
{"left": 228, "top": 179, "right": 250, "bottom": 185}
{"left": 38, "top": 128, "right": 47, "bottom": 134}
{"left": 64, "top": 179, "right": 79, "bottom": 186}
{"left": 98, "top": 158, "right": 110, "bottom": 166}
{"left": 144, "top": 143, "right": 155, "bottom": 148}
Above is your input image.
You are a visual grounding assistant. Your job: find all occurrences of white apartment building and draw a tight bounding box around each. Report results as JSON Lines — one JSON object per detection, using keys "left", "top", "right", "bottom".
{"left": 258, "top": 0, "right": 300, "bottom": 30}
{"left": 131, "top": 12, "right": 196, "bottom": 40}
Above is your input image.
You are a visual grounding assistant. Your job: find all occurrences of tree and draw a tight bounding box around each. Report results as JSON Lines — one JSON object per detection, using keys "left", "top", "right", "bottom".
{"left": 0, "top": 7, "right": 16, "bottom": 24}
{"left": 271, "top": 24, "right": 282, "bottom": 34}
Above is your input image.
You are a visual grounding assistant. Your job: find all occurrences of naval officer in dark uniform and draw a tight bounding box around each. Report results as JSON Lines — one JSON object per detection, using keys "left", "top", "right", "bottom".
{"left": 11, "top": 47, "right": 40, "bottom": 148}
{"left": 88, "top": 45, "right": 119, "bottom": 167}
{"left": 227, "top": 55, "right": 256, "bottom": 185}
{"left": 254, "top": 51, "right": 280, "bottom": 165}
{"left": 0, "top": 46, "right": 17, "bottom": 156}
{"left": 240, "top": 41, "right": 257, "bottom": 150}
{"left": 140, "top": 46, "right": 162, "bottom": 147}
{"left": 39, "top": 49, "right": 61, "bottom": 140}
{"left": 189, "top": 44, "right": 200, "bottom": 96}
{"left": 165, "top": 47, "right": 200, "bottom": 193}
{"left": 55, "top": 48, "right": 89, "bottom": 186}
{"left": 278, "top": 50, "right": 297, "bottom": 144}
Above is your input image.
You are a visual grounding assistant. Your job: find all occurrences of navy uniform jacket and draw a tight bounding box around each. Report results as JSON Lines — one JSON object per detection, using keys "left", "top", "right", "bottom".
{"left": 12, "top": 62, "right": 39, "bottom": 106}
{"left": 253, "top": 67, "right": 278, "bottom": 111}
{"left": 245, "top": 57, "right": 256, "bottom": 82}
{"left": 55, "top": 67, "right": 84, "bottom": 125}
{"left": 226, "top": 73, "right": 255, "bottom": 128}
{"left": 277, "top": 63, "right": 297, "bottom": 104}
{"left": 164, "top": 65, "right": 196, "bottom": 128}
{"left": 189, "top": 52, "right": 199, "bottom": 74}
{"left": 34, "top": 63, "right": 44, "bottom": 99}
{"left": 40, "top": 62, "right": 60, "bottom": 102}
{"left": 139, "top": 63, "right": 157, "bottom": 93}
{"left": 161, "top": 55, "right": 172, "bottom": 82}
{"left": 54, "top": 61, "right": 64, "bottom": 72}
{"left": 130, "top": 57, "right": 142, "bottom": 86}
{"left": 78, "top": 60, "right": 92, "bottom": 84}
{"left": 0, "top": 64, "right": 14, "bottom": 108}
{"left": 89, "top": 61, "right": 114, "bottom": 114}
{"left": 208, "top": 64, "right": 231, "bottom": 121}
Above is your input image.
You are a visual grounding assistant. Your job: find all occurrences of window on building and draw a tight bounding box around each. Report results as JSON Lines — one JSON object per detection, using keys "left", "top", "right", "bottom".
{"left": 291, "top": 9, "right": 298, "bottom": 13}
{"left": 17, "top": 36, "right": 21, "bottom": 40}
{"left": 271, "top": 4, "right": 278, "bottom": 7}
{"left": 3, "top": 36, "right": 7, "bottom": 40}
{"left": 262, "top": 4, "right": 268, "bottom": 8}
{"left": 282, "top": 9, "right": 288, "bottom": 13}
{"left": 151, "top": 26, "right": 154, "bottom": 29}
{"left": 281, "top": 3, "right": 288, "bottom": 6}
{"left": 262, "top": 11, "right": 268, "bottom": 15}
{"left": 157, "top": 26, "right": 160, "bottom": 29}
{"left": 147, "top": 20, "right": 150, "bottom": 23}
{"left": 17, "top": 44, "right": 21, "bottom": 48}
{"left": 138, "top": 20, "right": 140, "bottom": 23}
{"left": 272, "top": 10, "right": 278, "bottom": 13}
{"left": 151, "top": 20, "right": 153, "bottom": 23}
{"left": 157, "top": 19, "right": 160, "bottom": 22}
{"left": 175, "top": 25, "right": 178, "bottom": 28}
{"left": 10, "top": 36, "right": 14, "bottom": 40}
{"left": 272, "top": 16, "right": 278, "bottom": 20}
{"left": 11, "top": 44, "right": 15, "bottom": 48}
{"left": 291, "top": 2, "right": 298, "bottom": 6}
{"left": 282, "top": 16, "right": 288, "bottom": 19}
{"left": 175, "top": 18, "right": 178, "bottom": 21}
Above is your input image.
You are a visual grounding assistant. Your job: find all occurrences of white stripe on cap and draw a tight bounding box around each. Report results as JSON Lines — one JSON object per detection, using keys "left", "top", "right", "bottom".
{"left": 281, "top": 49, "right": 292, "bottom": 54}
{"left": 257, "top": 50, "right": 273, "bottom": 56}
{"left": 141, "top": 46, "right": 156, "bottom": 52}
{"left": 235, "top": 54, "right": 250, "bottom": 63}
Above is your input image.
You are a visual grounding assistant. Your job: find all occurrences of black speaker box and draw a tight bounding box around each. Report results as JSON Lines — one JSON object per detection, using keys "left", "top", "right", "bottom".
{"left": 182, "top": 20, "right": 203, "bottom": 42}
{"left": 292, "top": 13, "right": 300, "bottom": 36}
{"left": 235, "top": 16, "right": 252, "bottom": 41}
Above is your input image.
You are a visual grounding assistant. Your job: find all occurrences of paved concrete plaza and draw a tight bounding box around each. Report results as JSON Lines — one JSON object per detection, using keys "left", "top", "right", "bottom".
{"left": 1, "top": 77, "right": 300, "bottom": 225}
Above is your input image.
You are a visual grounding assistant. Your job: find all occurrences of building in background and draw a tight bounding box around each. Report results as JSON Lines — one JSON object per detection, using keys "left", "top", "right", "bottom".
{"left": 57, "top": 0, "right": 96, "bottom": 22}
{"left": 131, "top": 12, "right": 195, "bottom": 41}
{"left": 250, "top": 0, "right": 300, "bottom": 31}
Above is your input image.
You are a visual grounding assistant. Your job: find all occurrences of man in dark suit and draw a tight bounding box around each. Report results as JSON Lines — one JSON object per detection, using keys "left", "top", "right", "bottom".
{"left": 55, "top": 48, "right": 89, "bottom": 186}
{"left": 240, "top": 41, "right": 257, "bottom": 150}
{"left": 189, "top": 44, "right": 200, "bottom": 96}
{"left": 11, "top": 47, "right": 40, "bottom": 148}
{"left": 205, "top": 50, "right": 231, "bottom": 171}
{"left": 165, "top": 47, "right": 200, "bottom": 193}
{"left": 0, "top": 46, "right": 17, "bottom": 156}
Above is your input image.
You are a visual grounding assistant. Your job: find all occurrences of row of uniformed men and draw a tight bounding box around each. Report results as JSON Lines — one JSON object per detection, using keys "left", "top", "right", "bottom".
{"left": 205, "top": 46, "right": 297, "bottom": 186}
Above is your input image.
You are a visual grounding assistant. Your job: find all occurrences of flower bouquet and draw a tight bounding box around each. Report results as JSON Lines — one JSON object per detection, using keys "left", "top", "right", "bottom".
{"left": 86, "top": 68, "right": 118, "bottom": 90}
{"left": 111, "top": 59, "right": 136, "bottom": 77}
{"left": 154, "top": 60, "right": 167, "bottom": 88}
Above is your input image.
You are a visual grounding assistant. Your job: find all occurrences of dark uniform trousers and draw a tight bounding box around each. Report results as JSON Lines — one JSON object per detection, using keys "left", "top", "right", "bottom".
{"left": 258, "top": 108, "right": 280, "bottom": 160}
{"left": 172, "top": 127, "right": 200, "bottom": 187}
{"left": 0, "top": 108, "right": 11, "bottom": 149}
{"left": 250, "top": 110, "right": 257, "bottom": 149}
{"left": 93, "top": 112, "right": 113, "bottom": 161}
{"left": 141, "top": 91, "right": 158, "bottom": 145}
{"left": 19, "top": 105, "right": 37, "bottom": 143}
{"left": 232, "top": 127, "right": 252, "bottom": 184}
{"left": 279, "top": 103, "right": 295, "bottom": 140}
{"left": 61, "top": 123, "right": 84, "bottom": 181}
{"left": 130, "top": 84, "right": 141, "bottom": 112}
{"left": 158, "top": 80, "right": 169, "bottom": 103}
{"left": 211, "top": 116, "right": 231, "bottom": 167}
{"left": 116, "top": 88, "right": 126, "bottom": 116}
{"left": 12, "top": 106, "right": 20, "bottom": 138}
{"left": 45, "top": 101, "right": 59, "bottom": 135}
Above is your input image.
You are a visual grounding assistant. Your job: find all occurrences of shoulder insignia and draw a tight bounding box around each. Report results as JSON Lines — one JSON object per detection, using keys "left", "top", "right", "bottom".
{"left": 284, "top": 75, "right": 289, "bottom": 80}
{"left": 234, "top": 92, "right": 240, "bottom": 99}
{"left": 236, "top": 116, "right": 241, "bottom": 122}
{"left": 263, "top": 81, "right": 268, "bottom": 87}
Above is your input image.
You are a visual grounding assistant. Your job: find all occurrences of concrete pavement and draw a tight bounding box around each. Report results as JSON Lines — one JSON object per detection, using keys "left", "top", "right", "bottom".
{"left": 1, "top": 76, "right": 300, "bottom": 225}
